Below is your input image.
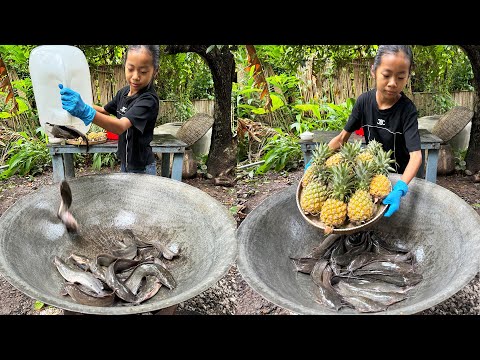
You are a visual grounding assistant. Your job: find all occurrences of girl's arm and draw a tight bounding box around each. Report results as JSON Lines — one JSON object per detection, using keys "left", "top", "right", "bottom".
{"left": 328, "top": 129, "right": 352, "bottom": 151}
{"left": 91, "top": 111, "right": 132, "bottom": 135}
{"left": 93, "top": 104, "right": 110, "bottom": 115}
{"left": 400, "top": 150, "right": 423, "bottom": 184}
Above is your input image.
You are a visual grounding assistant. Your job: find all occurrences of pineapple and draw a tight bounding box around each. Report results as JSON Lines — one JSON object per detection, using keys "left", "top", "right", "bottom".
{"left": 356, "top": 139, "right": 383, "bottom": 163}
{"left": 369, "top": 148, "right": 396, "bottom": 199}
{"left": 302, "top": 165, "right": 317, "bottom": 188}
{"left": 340, "top": 140, "right": 362, "bottom": 166}
{"left": 348, "top": 161, "right": 375, "bottom": 224}
{"left": 302, "top": 142, "right": 333, "bottom": 187}
{"left": 325, "top": 152, "right": 343, "bottom": 168}
{"left": 366, "top": 139, "right": 384, "bottom": 155}
{"left": 320, "top": 163, "right": 354, "bottom": 229}
{"left": 300, "top": 180, "right": 330, "bottom": 216}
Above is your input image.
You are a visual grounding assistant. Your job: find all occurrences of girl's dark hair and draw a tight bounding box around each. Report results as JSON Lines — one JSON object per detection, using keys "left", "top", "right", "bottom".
{"left": 372, "top": 45, "right": 414, "bottom": 74}
{"left": 124, "top": 45, "right": 160, "bottom": 89}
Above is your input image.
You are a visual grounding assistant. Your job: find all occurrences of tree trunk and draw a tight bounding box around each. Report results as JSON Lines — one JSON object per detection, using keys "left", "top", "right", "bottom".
{"left": 164, "top": 45, "right": 237, "bottom": 178}
{"left": 460, "top": 45, "right": 480, "bottom": 173}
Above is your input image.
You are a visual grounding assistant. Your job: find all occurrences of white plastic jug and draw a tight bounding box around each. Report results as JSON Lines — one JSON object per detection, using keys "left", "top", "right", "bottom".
{"left": 29, "top": 45, "right": 93, "bottom": 140}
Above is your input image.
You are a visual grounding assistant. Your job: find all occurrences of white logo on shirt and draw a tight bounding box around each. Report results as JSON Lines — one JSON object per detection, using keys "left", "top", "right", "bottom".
{"left": 377, "top": 118, "right": 385, "bottom": 126}
{"left": 120, "top": 106, "right": 127, "bottom": 114}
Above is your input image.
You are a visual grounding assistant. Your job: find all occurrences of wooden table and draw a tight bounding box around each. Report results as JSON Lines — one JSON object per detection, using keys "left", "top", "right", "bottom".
{"left": 47, "top": 133, "right": 187, "bottom": 182}
{"left": 299, "top": 129, "right": 443, "bottom": 183}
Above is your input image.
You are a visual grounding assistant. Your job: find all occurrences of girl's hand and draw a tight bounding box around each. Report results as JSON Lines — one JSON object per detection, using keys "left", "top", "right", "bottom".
{"left": 59, "top": 84, "right": 96, "bottom": 125}
{"left": 382, "top": 180, "right": 408, "bottom": 217}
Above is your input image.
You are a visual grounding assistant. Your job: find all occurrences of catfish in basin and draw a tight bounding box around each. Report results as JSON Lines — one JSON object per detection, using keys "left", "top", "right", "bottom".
{"left": 45, "top": 122, "right": 90, "bottom": 153}
{"left": 58, "top": 180, "right": 79, "bottom": 233}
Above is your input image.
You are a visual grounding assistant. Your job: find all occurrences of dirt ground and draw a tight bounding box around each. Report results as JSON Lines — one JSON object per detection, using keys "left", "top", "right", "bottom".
{"left": 0, "top": 164, "right": 479, "bottom": 315}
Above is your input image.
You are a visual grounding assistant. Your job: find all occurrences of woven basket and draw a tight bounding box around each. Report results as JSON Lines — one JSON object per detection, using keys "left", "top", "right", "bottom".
{"left": 175, "top": 113, "right": 214, "bottom": 147}
{"left": 431, "top": 106, "right": 473, "bottom": 142}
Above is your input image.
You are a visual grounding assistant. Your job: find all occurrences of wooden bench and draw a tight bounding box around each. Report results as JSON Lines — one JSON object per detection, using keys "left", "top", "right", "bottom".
{"left": 47, "top": 133, "right": 187, "bottom": 182}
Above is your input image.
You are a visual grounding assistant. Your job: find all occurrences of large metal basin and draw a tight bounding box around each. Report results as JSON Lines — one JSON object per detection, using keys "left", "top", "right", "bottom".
{"left": 237, "top": 174, "right": 480, "bottom": 314}
{"left": 0, "top": 173, "right": 237, "bottom": 315}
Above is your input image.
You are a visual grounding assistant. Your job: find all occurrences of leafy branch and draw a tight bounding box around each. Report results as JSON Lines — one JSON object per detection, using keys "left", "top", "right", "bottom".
{"left": 0, "top": 57, "right": 18, "bottom": 114}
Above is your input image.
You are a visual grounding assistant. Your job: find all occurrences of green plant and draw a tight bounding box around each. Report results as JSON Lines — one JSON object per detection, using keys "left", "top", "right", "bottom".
{"left": 256, "top": 129, "right": 302, "bottom": 174}
{"left": 174, "top": 97, "right": 195, "bottom": 121}
{"left": 196, "top": 153, "right": 208, "bottom": 177}
{"left": 73, "top": 153, "right": 87, "bottom": 168}
{"left": 229, "top": 205, "right": 238, "bottom": 216}
{"left": 429, "top": 92, "right": 457, "bottom": 116}
{"left": 292, "top": 97, "right": 355, "bottom": 134}
{"left": 233, "top": 73, "right": 297, "bottom": 122}
{"left": 157, "top": 51, "right": 214, "bottom": 101}
{"left": 412, "top": 45, "right": 473, "bottom": 93}
{"left": 91, "top": 153, "right": 118, "bottom": 171}
{"left": 0, "top": 81, "right": 31, "bottom": 120}
{"left": 454, "top": 148, "right": 468, "bottom": 174}
{"left": 34, "top": 300, "right": 45, "bottom": 311}
{"left": 321, "top": 98, "right": 355, "bottom": 127}
{"left": 0, "top": 46, "right": 35, "bottom": 122}
{"left": 0, "top": 128, "right": 50, "bottom": 179}
{"left": 1, "top": 126, "right": 22, "bottom": 165}
{"left": 88, "top": 123, "right": 105, "bottom": 134}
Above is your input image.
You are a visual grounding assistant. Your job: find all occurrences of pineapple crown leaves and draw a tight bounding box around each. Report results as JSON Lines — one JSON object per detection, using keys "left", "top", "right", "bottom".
{"left": 311, "top": 165, "right": 331, "bottom": 185}
{"left": 354, "top": 161, "right": 373, "bottom": 191}
{"left": 356, "top": 139, "right": 384, "bottom": 165}
{"left": 311, "top": 142, "right": 333, "bottom": 166}
{"left": 339, "top": 140, "right": 362, "bottom": 165}
{"left": 329, "top": 162, "right": 355, "bottom": 202}
{"left": 373, "top": 148, "right": 396, "bottom": 175}
{"left": 366, "top": 139, "right": 383, "bottom": 156}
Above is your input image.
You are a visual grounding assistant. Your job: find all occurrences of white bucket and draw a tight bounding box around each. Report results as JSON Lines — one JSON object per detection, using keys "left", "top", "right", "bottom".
{"left": 29, "top": 45, "right": 93, "bottom": 139}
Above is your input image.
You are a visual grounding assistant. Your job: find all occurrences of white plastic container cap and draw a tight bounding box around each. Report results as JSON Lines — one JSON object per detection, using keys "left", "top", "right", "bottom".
{"left": 29, "top": 45, "right": 93, "bottom": 138}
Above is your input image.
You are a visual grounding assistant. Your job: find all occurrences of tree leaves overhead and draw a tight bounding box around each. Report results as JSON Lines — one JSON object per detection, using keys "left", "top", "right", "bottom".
{"left": 76, "top": 45, "right": 125, "bottom": 66}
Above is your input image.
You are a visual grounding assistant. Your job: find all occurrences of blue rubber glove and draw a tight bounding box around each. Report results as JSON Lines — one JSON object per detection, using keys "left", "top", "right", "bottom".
{"left": 382, "top": 180, "right": 408, "bottom": 217}
{"left": 59, "top": 84, "right": 96, "bottom": 125}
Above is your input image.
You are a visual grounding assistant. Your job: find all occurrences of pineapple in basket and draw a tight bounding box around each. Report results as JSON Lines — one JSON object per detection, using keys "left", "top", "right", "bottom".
{"left": 356, "top": 139, "right": 383, "bottom": 164}
{"left": 302, "top": 142, "right": 333, "bottom": 187}
{"left": 347, "top": 161, "right": 375, "bottom": 224}
{"left": 300, "top": 166, "right": 331, "bottom": 216}
{"left": 369, "top": 148, "right": 396, "bottom": 200}
{"left": 339, "top": 140, "right": 362, "bottom": 168}
{"left": 324, "top": 139, "right": 362, "bottom": 169}
{"left": 325, "top": 150, "right": 344, "bottom": 168}
{"left": 320, "top": 162, "right": 354, "bottom": 229}
{"left": 87, "top": 131, "right": 107, "bottom": 141}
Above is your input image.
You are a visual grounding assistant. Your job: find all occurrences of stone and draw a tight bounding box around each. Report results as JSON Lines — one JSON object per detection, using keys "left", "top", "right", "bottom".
{"left": 437, "top": 143, "right": 455, "bottom": 176}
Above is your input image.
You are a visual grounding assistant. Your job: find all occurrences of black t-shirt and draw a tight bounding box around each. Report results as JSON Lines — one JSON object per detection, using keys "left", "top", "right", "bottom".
{"left": 344, "top": 89, "right": 421, "bottom": 174}
{"left": 104, "top": 85, "right": 159, "bottom": 171}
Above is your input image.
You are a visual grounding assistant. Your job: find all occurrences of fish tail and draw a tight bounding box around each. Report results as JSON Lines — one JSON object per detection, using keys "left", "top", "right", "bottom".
{"left": 83, "top": 136, "right": 89, "bottom": 153}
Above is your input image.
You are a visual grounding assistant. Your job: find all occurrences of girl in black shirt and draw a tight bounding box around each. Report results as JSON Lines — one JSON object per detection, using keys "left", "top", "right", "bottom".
{"left": 59, "top": 45, "right": 160, "bottom": 175}
{"left": 328, "top": 45, "right": 422, "bottom": 217}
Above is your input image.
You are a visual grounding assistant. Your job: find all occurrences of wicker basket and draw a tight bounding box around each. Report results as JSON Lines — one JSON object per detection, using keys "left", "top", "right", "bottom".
{"left": 175, "top": 113, "right": 214, "bottom": 147}
{"left": 431, "top": 106, "right": 473, "bottom": 143}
